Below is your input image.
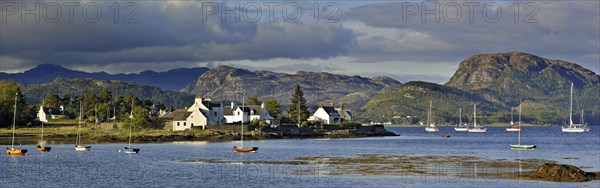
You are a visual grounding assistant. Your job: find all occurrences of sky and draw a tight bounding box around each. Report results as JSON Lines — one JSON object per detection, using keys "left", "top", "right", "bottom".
{"left": 1, "top": 0, "right": 599, "bottom": 83}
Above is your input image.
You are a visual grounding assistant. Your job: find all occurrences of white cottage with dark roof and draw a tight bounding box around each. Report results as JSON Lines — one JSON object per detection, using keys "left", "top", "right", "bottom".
{"left": 38, "top": 105, "right": 65, "bottom": 123}
{"left": 308, "top": 102, "right": 352, "bottom": 124}
{"left": 224, "top": 102, "right": 275, "bottom": 124}
{"left": 164, "top": 96, "right": 225, "bottom": 131}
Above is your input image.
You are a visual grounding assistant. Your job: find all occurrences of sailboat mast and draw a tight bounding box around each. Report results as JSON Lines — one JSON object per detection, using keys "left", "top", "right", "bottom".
{"left": 473, "top": 104, "right": 477, "bottom": 127}
{"left": 569, "top": 82, "right": 574, "bottom": 126}
{"left": 580, "top": 109, "right": 584, "bottom": 125}
{"left": 11, "top": 93, "right": 17, "bottom": 149}
{"left": 129, "top": 100, "right": 133, "bottom": 148}
{"left": 459, "top": 108, "right": 462, "bottom": 126}
{"left": 241, "top": 93, "right": 245, "bottom": 148}
{"left": 510, "top": 107, "right": 514, "bottom": 125}
{"left": 41, "top": 121, "right": 44, "bottom": 144}
{"left": 77, "top": 101, "right": 82, "bottom": 145}
{"left": 518, "top": 104, "right": 522, "bottom": 145}
{"left": 427, "top": 101, "right": 432, "bottom": 126}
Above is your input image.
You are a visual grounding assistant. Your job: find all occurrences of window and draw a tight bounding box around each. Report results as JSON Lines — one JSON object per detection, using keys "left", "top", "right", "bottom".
{"left": 191, "top": 123, "right": 194, "bottom": 126}
{"left": 177, "top": 122, "right": 180, "bottom": 126}
{"left": 184, "top": 122, "right": 187, "bottom": 126}
{"left": 214, "top": 112, "right": 217, "bottom": 116}
{"left": 238, "top": 112, "right": 240, "bottom": 115}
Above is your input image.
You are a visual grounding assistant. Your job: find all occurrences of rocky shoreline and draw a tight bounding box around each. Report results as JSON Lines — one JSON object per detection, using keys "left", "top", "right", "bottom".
{"left": 183, "top": 154, "right": 599, "bottom": 182}
{"left": 2, "top": 124, "right": 398, "bottom": 143}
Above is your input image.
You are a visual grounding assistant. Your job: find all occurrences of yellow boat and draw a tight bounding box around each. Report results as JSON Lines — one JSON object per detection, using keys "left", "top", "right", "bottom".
{"left": 36, "top": 145, "right": 51, "bottom": 152}
{"left": 7, "top": 93, "right": 27, "bottom": 156}
{"left": 233, "top": 146, "right": 258, "bottom": 153}
{"left": 6, "top": 148, "right": 27, "bottom": 155}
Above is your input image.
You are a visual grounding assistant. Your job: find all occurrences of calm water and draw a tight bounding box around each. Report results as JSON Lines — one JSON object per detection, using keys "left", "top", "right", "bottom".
{"left": 1, "top": 126, "right": 599, "bottom": 187}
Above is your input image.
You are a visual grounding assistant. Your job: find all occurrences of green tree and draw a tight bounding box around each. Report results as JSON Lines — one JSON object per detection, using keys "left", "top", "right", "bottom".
{"left": 264, "top": 97, "right": 282, "bottom": 119}
{"left": 44, "top": 94, "right": 62, "bottom": 108}
{"left": 287, "top": 85, "right": 310, "bottom": 123}
{"left": 0, "top": 81, "right": 33, "bottom": 128}
{"left": 247, "top": 95, "right": 261, "bottom": 105}
{"left": 98, "top": 88, "right": 112, "bottom": 103}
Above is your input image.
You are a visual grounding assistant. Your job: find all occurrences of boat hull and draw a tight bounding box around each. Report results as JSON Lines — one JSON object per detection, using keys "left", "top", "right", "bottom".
{"left": 233, "top": 146, "right": 258, "bottom": 152}
{"left": 561, "top": 127, "right": 589, "bottom": 133}
{"left": 425, "top": 127, "right": 439, "bottom": 132}
{"left": 123, "top": 147, "right": 140, "bottom": 154}
{"left": 510, "top": 144, "right": 536, "bottom": 149}
{"left": 468, "top": 128, "right": 487, "bottom": 133}
{"left": 506, "top": 127, "right": 521, "bottom": 132}
{"left": 75, "top": 145, "right": 91, "bottom": 151}
{"left": 6, "top": 148, "right": 27, "bottom": 155}
{"left": 454, "top": 127, "right": 468, "bottom": 132}
{"left": 37, "top": 145, "right": 51, "bottom": 152}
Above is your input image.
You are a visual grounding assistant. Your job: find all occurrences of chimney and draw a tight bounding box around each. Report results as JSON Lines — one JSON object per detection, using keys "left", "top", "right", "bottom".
{"left": 231, "top": 101, "right": 235, "bottom": 109}
{"left": 331, "top": 101, "right": 334, "bottom": 107}
{"left": 319, "top": 101, "right": 323, "bottom": 108}
{"left": 195, "top": 96, "right": 202, "bottom": 105}
{"left": 261, "top": 102, "right": 265, "bottom": 109}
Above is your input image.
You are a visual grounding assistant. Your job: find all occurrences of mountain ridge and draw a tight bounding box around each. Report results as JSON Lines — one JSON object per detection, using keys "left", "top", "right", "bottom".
{"left": 0, "top": 64, "right": 209, "bottom": 91}
{"left": 182, "top": 66, "right": 403, "bottom": 108}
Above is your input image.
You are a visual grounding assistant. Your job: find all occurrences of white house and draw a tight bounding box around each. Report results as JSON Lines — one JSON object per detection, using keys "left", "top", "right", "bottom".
{"left": 164, "top": 96, "right": 225, "bottom": 131}
{"left": 38, "top": 105, "right": 65, "bottom": 123}
{"left": 308, "top": 103, "right": 352, "bottom": 124}
{"left": 224, "top": 102, "right": 275, "bottom": 124}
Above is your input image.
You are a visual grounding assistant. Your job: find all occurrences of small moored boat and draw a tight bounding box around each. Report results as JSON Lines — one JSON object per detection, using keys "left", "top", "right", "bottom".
{"left": 7, "top": 93, "right": 27, "bottom": 155}
{"left": 37, "top": 145, "right": 51, "bottom": 152}
{"left": 510, "top": 104, "right": 536, "bottom": 150}
{"left": 233, "top": 146, "right": 259, "bottom": 153}
{"left": 232, "top": 93, "right": 258, "bottom": 153}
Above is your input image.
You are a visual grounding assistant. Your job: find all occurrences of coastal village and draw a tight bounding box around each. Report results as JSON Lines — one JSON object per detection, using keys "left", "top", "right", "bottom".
{"left": 36, "top": 95, "right": 355, "bottom": 131}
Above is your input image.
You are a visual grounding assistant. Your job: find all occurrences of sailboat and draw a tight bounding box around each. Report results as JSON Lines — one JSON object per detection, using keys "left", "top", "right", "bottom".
{"left": 123, "top": 101, "right": 140, "bottom": 154}
{"left": 36, "top": 120, "right": 51, "bottom": 152}
{"left": 468, "top": 104, "right": 487, "bottom": 133}
{"left": 454, "top": 108, "right": 468, "bottom": 132}
{"left": 75, "top": 101, "right": 91, "bottom": 151}
{"left": 561, "top": 82, "right": 589, "bottom": 133}
{"left": 425, "top": 101, "right": 439, "bottom": 132}
{"left": 506, "top": 107, "right": 521, "bottom": 132}
{"left": 6, "top": 93, "right": 27, "bottom": 155}
{"left": 510, "top": 104, "right": 536, "bottom": 149}
{"left": 233, "top": 94, "right": 258, "bottom": 152}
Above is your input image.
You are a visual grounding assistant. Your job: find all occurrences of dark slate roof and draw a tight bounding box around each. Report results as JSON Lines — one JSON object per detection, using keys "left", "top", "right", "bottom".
{"left": 43, "top": 108, "right": 63, "bottom": 115}
{"left": 163, "top": 109, "right": 191, "bottom": 121}
{"left": 322, "top": 107, "right": 339, "bottom": 116}
{"left": 336, "top": 108, "right": 352, "bottom": 119}
{"left": 203, "top": 101, "right": 222, "bottom": 108}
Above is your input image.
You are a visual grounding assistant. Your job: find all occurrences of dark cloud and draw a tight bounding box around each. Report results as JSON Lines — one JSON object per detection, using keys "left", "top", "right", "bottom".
{"left": 1, "top": 1, "right": 355, "bottom": 72}
{"left": 342, "top": 1, "right": 600, "bottom": 73}
{"left": 1, "top": 0, "right": 598, "bottom": 76}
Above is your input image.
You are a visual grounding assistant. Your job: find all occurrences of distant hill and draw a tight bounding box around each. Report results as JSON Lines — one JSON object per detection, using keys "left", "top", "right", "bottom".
{"left": 360, "top": 52, "right": 600, "bottom": 125}
{"left": 181, "top": 66, "right": 403, "bottom": 109}
{"left": 21, "top": 78, "right": 196, "bottom": 108}
{"left": 0, "top": 64, "right": 208, "bottom": 91}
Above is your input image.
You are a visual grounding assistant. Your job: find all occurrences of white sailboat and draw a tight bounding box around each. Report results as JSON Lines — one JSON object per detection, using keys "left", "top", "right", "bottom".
{"left": 561, "top": 82, "right": 589, "bottom": 133}
{"left": 425, "top": 101, "right": 439, "bottom": 132}
{"left": 233, "top": 93, "right": 258, "bottom": 152}
{"left": 506, "top": 107, "right": 521, "bottom": 132}
{"left": 75, "top": 101, "right": 91, "bottom": 151}
{"left": 6, "top": 93, "right": 27, "bottom": 155}
{"left": 468, "top": 104, "right": 487, "bottom": 133}
{"left": 510, "top": 104, "right": 536, "bottom": 149}
{"left": 454, "top": 108, "right": 468, "bottom": 132}
{"left": 123, "top": 100, "right": 140, "bottom": 154}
